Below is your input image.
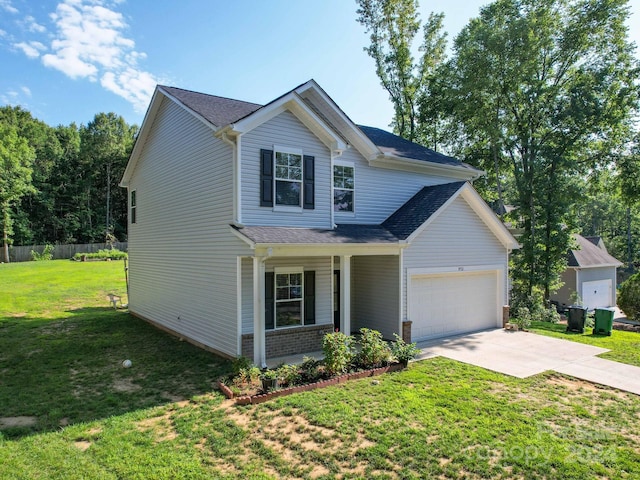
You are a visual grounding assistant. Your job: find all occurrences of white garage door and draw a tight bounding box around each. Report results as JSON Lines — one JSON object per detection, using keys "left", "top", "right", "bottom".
{"left": 410, "top": 271, "right": 499, "bottom": 341}
{"left": 581, "top": 279, "right": 612, "bottom": 310}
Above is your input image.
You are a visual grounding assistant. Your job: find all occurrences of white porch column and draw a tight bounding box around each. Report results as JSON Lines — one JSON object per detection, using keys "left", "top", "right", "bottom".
{"left": 253, "top": 256, "right": 266, "bottom": 367}
{"left": 340, "top": 255, "right": 352, "bottom": 335}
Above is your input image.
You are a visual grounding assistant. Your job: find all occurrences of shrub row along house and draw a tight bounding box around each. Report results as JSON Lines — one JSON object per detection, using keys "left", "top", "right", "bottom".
{"left": 120, "top": 80, "right": 519, "bottom": 366}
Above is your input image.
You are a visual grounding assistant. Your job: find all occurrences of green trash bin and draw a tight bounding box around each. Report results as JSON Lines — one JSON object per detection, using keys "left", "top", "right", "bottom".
{"left": 594, "top": 308, "right": 615, "bottom": 336}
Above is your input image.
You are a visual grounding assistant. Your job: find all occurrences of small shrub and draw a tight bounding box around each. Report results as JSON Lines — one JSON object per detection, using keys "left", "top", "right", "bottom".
{"left": 276, "top": 364, "right": 301, "bottom": 387}
{"left": 356, "top": 328, "right": 391, "bottom": 368}
{"left": 322, "top": 332, "right": 355, "bottom": 376}
{"left": 541, "top": 306, "right": 561, "bottom": 324}
{"left": 513, "top": 306, "right": 532, "bottom": 330}
{"left": 72, "top": 249, "right": 128, "bottom": 261}
{"left": 619, "top": 273, "right": 640, "bottom": 321}
{"left": 390, "top": 334, "right": 420, "bottom": 365}
{"left": 299, "top": 356, "right": 323, "bottom": 383}
{"left": 31, "top": 244, "right": 54, "bottom": 261}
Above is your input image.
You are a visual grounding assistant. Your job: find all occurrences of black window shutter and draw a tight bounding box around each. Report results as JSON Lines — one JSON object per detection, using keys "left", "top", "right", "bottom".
{"left": 260, "top": 149, "right": 273, "bottom": 207}
{"left": 303, "top": 155, "right": 315, "bottom": 209}
{"left": 304, "top": 271, "right": 315, "bottom": 325}
{"left": 265, "top": 272, "right": 274, "bottom": 330}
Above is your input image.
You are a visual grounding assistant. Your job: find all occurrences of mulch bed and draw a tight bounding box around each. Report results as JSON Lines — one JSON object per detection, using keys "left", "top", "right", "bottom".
{"left": 218, "top": 363, "right": 406, "bottom": 405}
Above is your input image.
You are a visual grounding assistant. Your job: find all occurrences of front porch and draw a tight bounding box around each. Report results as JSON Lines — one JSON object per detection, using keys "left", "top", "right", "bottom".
{"left": 239, "top": 249, "right": 404, "bottom": 367}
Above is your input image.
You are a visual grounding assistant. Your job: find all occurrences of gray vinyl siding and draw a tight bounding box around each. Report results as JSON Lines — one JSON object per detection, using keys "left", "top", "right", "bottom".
{"left": 352, "top": 255, "right": 400, "bottom": 339}
{"left": 551, "top": 269, "right": 577, "bottom": 307}
{"left": 402, "top": 196, "right": 509, "bottom": 320}
{"left": 577, "top": 267, "right": 618, "bottom": 304}
{"left": 334, "top": 147, "right": 454, "bottom": 225}
{"left": 127, "top": 97, "right": 251, "bottom": 357}
{"left": 241, "top": 256, "right": 333, "bottom": 334}
{"left": 241, "top": 111, "right": 332, "bottom": 228}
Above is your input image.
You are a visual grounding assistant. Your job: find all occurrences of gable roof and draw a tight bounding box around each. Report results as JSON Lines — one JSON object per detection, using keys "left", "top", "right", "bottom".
{"left": 382, "top": 182, "right": 466, "bottom": 240}
{"left": 160, "top": 86, "right": 262, "bottom": 128}
{"left": 568, "top": 234, "right": 622, "bottom": 268}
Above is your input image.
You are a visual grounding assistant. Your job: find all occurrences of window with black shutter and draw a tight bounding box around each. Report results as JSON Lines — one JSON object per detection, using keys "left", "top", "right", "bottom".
{"left": 260, "top": 149, "right": 314, "bottom": 209}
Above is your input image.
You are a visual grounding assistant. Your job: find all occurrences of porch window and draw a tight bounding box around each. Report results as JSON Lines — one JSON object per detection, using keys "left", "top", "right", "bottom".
{"left": 333, "top": 162, "right": 354, "bottom": 212}
{"left": 265, "top": 270, "right": 315, "bottom": 330}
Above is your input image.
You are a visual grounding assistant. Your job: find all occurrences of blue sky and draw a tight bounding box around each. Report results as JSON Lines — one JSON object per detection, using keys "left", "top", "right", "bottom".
{"left": 1, "top": 0, "right": 639, "bottom": 131}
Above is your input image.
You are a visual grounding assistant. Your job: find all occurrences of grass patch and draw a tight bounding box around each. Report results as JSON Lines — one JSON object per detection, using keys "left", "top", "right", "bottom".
{"left": 529, "top": 321, "right": 640, "bottom": 367}
{"left": 1, "top": 261, "right": 639, "bottom": 478}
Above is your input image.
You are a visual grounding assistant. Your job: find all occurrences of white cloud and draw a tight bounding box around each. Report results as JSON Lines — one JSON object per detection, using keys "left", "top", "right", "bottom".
{"left": 13, "top": 41, "right": 46, "bottom": 58}
{"left": 24, "top": 15, "right": 46, "bottom": 33}
{"left": 21, "top": 86, "right": 32, "bottom": 97}
{"left": 0, "top": 0, "right": 18, "bottom": 14}
{"left": 16, "top": 0, "right": 159, "bottom": 112}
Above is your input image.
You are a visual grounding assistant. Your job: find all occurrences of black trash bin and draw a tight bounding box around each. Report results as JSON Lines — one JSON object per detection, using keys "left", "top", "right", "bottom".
{"left": 566, "top": 305, "right": 588, "bottom": 333}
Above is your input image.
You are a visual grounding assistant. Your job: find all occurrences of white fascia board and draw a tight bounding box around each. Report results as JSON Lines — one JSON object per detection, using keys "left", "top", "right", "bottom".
{"left": 230, "top": 226, "right": 255, "bottom": 249}
{"left": 404, "top": 183, "right": 466, "bottom": 244}
{"left": 369, "top": 154, "right": 484, "bottom": 181}
{"left": 253, "top": 243, "right": 405, "bottom": 258}
{"left": 227, "top": 91, "right": 347, "bottom": 152}
{"left": 122, "top": 86, "right": 221, "bottom": 187}
{"left": 120, "top": 87, "right": 163, "bottom": 187}
{"left": 576, "top": 263, "right": 624, "bottom": 269}
{"left": 459, "top": 184, "right": 521, "bottom": 250}
{"left": 295, "top": 80, "right": 379, "bottom": 158}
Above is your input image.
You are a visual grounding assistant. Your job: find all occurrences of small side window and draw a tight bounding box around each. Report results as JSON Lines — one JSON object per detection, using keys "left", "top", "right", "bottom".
{"left": 130, "top": 190, "right": 137, "bottom": 224}
{"left": 333, "top": 163, "right": 354, "bottom": 212}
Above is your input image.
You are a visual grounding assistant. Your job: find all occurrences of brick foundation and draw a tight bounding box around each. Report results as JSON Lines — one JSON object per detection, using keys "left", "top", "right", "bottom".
{"left": 241, "top": 324, "right": 334, "bottom": 359}
{"left": 402, "top": 320, "right": 412, "bottom": 343}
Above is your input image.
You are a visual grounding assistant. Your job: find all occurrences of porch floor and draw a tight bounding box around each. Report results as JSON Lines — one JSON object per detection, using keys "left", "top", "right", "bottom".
{"left": 266, "top": 350, "right": 324, "bottom": 368}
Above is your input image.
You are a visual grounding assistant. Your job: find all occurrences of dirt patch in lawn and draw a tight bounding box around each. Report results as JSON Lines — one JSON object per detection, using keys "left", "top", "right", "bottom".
{"left": 137, "top": 412, "right": 178, "bottom": 443}
{"left": 0, "top": 416, "right": 38, "bottom": 428}
{"left": 112, "top": 378, "right": 142, "bottom": 393}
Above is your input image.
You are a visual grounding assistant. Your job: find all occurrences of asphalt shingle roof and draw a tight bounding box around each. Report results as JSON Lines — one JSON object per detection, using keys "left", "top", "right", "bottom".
{"left": 357, "top": 125, "right": 471, "bottom": 168}
{"left": 234, "top": 224, "right": 398, "bottom": 244}
{"left": 568, "top": 234, "right": 622, "bottom": 268}
{"left": 382, "top": 182, "right": 466, "bottom": 240}
{"left": 234, "top": 182, "right": 466, "bottom": 245}
{"left": 160, "top": 86, "right": 262, "bottom": 128}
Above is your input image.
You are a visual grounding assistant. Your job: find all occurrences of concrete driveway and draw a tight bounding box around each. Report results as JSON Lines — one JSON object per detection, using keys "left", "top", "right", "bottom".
{"left": 416, "top": 329, "right": 640, "bottom": 396}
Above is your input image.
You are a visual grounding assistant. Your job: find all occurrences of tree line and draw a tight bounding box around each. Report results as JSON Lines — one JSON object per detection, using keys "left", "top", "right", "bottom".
{"left": 0, "top": 106, "right": 137, "bottom": 263}
{"left": 357, "top": 0, "right": 640, "bottom": 303}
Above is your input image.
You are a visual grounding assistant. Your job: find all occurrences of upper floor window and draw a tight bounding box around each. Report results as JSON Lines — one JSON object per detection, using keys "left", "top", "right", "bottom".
{"left": 333, "top": 162, "right": 354, "bottom": 212}
{"left": 275, "top": 150, "right": 302, "bottom": 207}
{"left": 260, "top": 148, "right": 315, "bottom": 210}
{"left": 130, "top": 190, "right": 137, "bottom": 224}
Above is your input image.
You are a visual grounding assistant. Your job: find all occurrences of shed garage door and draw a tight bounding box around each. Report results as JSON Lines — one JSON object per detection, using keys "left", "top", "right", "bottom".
{"left": 410, "top": 270, "right": 499, "bottom": 341}
{"left": 581, "top": 279, "right": 612, "bottom": 310}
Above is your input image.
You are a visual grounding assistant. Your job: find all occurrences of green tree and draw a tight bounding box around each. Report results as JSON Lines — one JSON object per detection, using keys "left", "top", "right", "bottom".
{"left": 0, "top": 123, "right": 35, "bottom": 262}
{"left": 448, "top": 0, "right": 639, "bottom": 300}
{"left": 79, "top": 113, "right": 137, "bottom": 242}
{"left": 356, "top": 0, "right": 447, "bottom": 143}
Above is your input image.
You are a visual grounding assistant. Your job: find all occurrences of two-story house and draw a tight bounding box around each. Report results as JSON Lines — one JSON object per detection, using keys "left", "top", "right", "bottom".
{"left": 120, "top": 80, "right": 519, "bottom": 366}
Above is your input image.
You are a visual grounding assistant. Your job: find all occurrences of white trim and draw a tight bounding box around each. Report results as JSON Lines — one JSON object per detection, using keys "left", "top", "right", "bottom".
{"left": 369, "top": 155, "right": 482, "bottom": 181}
{"left": 236, "top": 256, "right": 242, "bottom": 356}
{"left": 272, "top": 267, "right": 305, "bottom": 330}
{"left": 237, "top": 135, "right": 243, "bottom": 225}
{"left": 340, "top": 255, "right": 352, "bottom": 335}
{"left": 407, "top": 264, "right": 504, "bottom": 276}
{"left": 253, "top": 243, "right": 405, "bottom": 258}
{"left": 333, "top": 159, "right": 355, "bottom": 215}
{"left": 398, "top": 248, "right": 404, "bottom": 334}
{"left": 253, "top": 256, "right": 267, "bottom": 367}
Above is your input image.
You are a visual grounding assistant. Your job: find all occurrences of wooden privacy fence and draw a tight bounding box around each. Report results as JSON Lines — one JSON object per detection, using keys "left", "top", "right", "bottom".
{"left": 6, "top": 242, "right": 128, "bottom": 263}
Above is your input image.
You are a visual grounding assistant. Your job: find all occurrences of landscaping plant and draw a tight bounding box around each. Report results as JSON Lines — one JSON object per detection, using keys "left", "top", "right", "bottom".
{"left": 356, "top": 327, "right": 391, "bottom": 368}
{"left": 618, "top": 273, "right": 640, "bottom": 321}
{"left": 390, "top": 333, "right": 421, "bottom": 366}
{"left": 322, "top": 331, "right": 355, "bottom": 376}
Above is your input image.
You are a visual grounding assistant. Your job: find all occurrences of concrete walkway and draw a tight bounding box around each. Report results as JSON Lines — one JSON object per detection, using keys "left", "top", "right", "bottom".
{"left": 416, "top": 329, "right": 640, "bottom": 396}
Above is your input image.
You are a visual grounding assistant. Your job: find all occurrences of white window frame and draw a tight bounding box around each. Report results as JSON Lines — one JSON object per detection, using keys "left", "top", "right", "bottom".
{"left": 130, "top": 190, "right": 137, "bottom": 224}
{"left": 273, "top": 145, "right": 303, "bottom": 212}
{"left": 273, "top": 267, "right": 304, "bottom": 329}
{"left": 333, "top": 160, "right": 355, "bottom": 214}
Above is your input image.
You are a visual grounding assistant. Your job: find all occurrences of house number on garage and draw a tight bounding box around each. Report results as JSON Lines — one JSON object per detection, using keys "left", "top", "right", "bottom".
{"left": 458, "top": 267, "right": 464, "bottom": 271}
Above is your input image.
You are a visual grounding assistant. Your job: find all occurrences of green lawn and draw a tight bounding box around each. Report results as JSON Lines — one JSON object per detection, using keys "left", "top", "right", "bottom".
{"left": 1, "top": 261, "right": 639, "bottom": 479}
{"left": 529, "top": 321, "right": 640, "bottom": 367}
